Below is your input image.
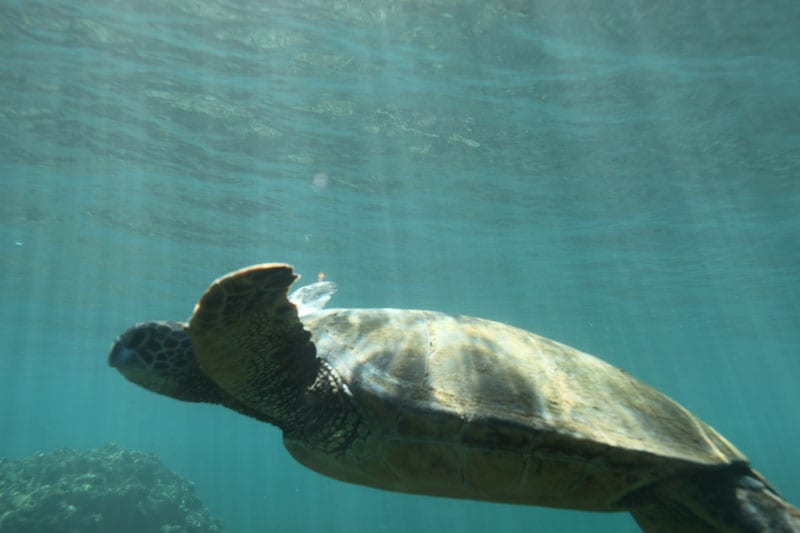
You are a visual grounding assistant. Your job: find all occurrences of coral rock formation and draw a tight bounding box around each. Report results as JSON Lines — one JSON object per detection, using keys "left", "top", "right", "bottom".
{"left": 0, "top": 444, "right": 225, "bottom": 533}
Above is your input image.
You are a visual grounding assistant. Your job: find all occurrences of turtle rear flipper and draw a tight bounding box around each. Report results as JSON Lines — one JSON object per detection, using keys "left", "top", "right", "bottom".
{"left": 627, "top": 465, "right": 800, "bottom": 532}
{"left": 188, "top": 264, "right": 319, "bottom": 422}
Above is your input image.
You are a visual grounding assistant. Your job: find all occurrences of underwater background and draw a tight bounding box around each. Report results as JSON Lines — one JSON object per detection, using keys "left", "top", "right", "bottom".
{"left": 1, "top": 1, "right": 799, "bottom": 531}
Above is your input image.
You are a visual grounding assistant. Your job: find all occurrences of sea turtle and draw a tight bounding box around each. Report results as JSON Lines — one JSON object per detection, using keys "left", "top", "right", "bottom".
{"left": 108, "top": 263, "right": 799, "bottom": 532}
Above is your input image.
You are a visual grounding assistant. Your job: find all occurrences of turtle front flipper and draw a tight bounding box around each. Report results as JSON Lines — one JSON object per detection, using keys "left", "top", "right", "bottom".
{"left": 188, "top": 263, "right": 320, "bottom": 427}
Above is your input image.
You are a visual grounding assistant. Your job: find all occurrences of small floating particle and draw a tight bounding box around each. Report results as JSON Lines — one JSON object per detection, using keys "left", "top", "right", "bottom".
{"left": 312, "top": 172, "right": 329, "bottom": 191}
{"left": 449, "top": 134, "right": 480, "bottom": 148}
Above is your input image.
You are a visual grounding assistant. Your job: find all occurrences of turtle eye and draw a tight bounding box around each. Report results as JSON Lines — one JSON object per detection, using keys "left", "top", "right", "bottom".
{"left": 126, "top": 327, "right": 148, "bottom": 349}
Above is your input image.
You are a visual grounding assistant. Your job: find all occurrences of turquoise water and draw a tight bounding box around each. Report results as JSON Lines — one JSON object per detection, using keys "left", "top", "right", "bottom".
{"left": 2, "top": 1, "right": 799, "bottom": 531}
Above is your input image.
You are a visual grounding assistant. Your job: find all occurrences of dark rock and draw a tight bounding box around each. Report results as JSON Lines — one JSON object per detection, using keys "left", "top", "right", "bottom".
{"left": 0, "top": 444, "right": 226, "bottom": 533}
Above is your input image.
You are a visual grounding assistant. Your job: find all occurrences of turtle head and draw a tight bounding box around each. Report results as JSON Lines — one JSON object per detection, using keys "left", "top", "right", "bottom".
{"left": 109, "top": 321, "right": 222, "bottom": 404}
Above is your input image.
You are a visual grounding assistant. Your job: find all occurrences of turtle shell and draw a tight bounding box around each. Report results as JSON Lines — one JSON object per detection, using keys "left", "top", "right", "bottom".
{"left": 288, "top": 308, "right": 746, "bottom": 511}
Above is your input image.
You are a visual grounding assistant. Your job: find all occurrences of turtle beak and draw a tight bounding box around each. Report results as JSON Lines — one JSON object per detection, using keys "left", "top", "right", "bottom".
{"left": 108, "top": 337, "right": 143, "bottom": 369}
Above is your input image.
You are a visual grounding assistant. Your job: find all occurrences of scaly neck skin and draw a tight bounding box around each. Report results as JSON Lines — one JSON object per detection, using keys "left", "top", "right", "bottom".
{"left": 217, "top": 352, "right": 318, "bottom": 430}
{"left": 211, "top": 350, "right": 360, "bottom": 454}
{"left": 280, "top": 360, "right": 362, "bottom": 454}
